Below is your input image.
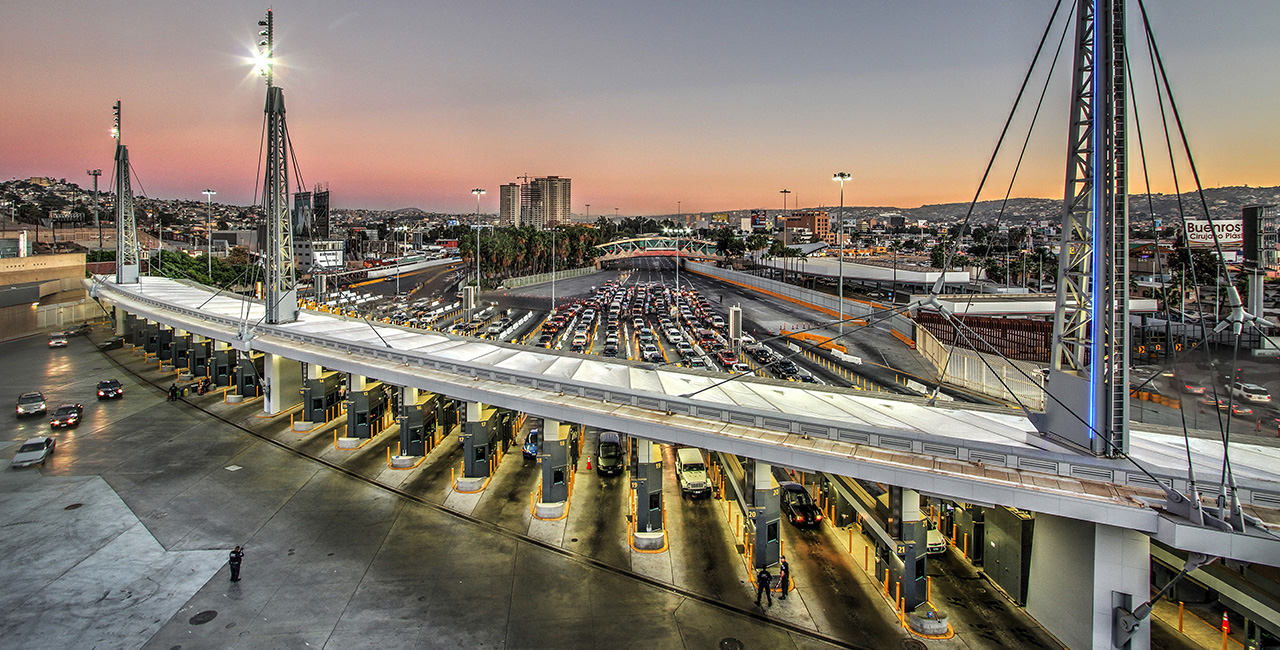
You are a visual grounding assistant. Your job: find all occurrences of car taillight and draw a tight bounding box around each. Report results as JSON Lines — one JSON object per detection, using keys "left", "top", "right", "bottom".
{"left": 815, "top": 514, "right": 823, "bottom": 521}
{"left": 796, "top": 515, "right": 805, "bottom": 522}
{"left": 98, "top": 391, "right": 105, "bottom": 396}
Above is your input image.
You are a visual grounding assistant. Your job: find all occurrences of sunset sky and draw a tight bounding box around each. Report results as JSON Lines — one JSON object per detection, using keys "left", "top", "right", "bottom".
{"left": 2, "top": 1, "right": 1277, "bottom": 216}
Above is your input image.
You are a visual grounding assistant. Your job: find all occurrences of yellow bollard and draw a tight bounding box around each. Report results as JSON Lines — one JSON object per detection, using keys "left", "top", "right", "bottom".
{"left": 1178, "top": 601, "right": 1184, "bottom": 633}
{"left": 927, "top": 576, "right": 932, "bottom": 605}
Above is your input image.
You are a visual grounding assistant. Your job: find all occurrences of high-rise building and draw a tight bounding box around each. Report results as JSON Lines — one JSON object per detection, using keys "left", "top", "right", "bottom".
{"left": 785, "top": 209, "right": 831, "bottom": 243}
{"left": 533, "top": 176, "right": 571, "bottom": 229}
{"left": 500, "top": 183, "right": 521, "bottom": 226}
{"left": 312, "top": 187, "right": 330, "bottom": 239}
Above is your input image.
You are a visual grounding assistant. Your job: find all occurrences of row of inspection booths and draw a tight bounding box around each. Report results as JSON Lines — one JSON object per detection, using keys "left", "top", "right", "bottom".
{"left": 115, "top": 307, "right": 692, "bottom": 542}
{"left": 114, "top": 310, "right": 528, "bottom": 479}
{"left": 708, "top": 449, "right": 1034, "bottom": 620}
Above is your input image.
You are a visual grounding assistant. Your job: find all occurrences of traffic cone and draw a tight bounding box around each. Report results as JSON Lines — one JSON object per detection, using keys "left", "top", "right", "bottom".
{"left": 586, "top": 458, "right": 592, "bottom": 470}
{"left": 1221, "top": 610, "right": 1230, "bottom": 633}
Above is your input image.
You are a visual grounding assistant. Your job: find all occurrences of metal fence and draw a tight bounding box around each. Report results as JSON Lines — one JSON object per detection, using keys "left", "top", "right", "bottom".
{"left": 502, "top": 266, "right": 599, "bottom": 289}
{"left": 685, "top": 261, "right": 915, "bottom": 334}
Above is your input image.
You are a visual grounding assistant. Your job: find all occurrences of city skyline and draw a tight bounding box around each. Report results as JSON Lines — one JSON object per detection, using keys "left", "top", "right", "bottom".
{"left": 2, "top": 1, "right": 1278, "bottom": 216}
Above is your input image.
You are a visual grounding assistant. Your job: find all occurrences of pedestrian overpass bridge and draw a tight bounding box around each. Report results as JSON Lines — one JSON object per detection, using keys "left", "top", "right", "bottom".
{"left": 594, "top": 237, "right": 723, "bottom": 263}
{"left": 88, "top": 275, "right": 1280, "bottom": 563}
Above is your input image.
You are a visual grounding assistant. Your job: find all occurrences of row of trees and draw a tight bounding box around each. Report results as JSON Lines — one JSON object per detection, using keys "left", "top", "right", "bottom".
{"left": 428, "top": 225, "right": 607, "bottom": 290}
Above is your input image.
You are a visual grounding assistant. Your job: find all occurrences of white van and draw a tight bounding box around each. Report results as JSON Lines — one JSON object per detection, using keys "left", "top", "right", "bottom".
{"left": 676, "top": 447, "right": 711, "bottom": 498}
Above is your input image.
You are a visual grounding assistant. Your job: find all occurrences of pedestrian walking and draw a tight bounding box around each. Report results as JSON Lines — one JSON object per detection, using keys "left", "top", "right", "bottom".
{"left": 168, "top": 384, "right": 178, "bottom": 401}
{"left": 228, "top": 545, "right": 244, "bottom": 582}
{"left": 754, "top": 566, "right": 773, "bottom": 607}
{"left": 777, "top": 556, "right": 790, "bottom": 600}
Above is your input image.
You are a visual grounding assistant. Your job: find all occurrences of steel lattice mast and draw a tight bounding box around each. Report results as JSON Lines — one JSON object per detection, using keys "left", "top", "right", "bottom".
{"left": 1045, "top": 0, "right": 1129, "bottom": 457}
{"left": 112, "top": 100, "right": 140, "bottom": 284}
{"left": 257, "top": 9, "right": 298, "bottom": 324}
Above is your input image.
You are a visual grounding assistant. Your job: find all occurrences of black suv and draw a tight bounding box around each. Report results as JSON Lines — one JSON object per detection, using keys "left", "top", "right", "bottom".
{"left": 780, "top": 482, "right": 824, "bottom": 527}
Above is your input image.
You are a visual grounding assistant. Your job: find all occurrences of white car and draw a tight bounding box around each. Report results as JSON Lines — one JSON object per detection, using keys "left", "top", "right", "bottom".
{"left": 48, "top": 335, "right": 68, "bottom": 348}
{"left": 11, "top": 436, "right": 56, "bottom": 468}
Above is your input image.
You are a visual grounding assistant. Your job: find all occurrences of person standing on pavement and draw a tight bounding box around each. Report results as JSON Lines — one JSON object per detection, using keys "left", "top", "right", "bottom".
{"left": 754, "top": 566, "right": 773, "bottom": 607}
{"left": 168, "top": 383, "right": 178, "bottom": 401}
{"left": 228, "top": 545, "right": 244, "bottom": 582}
{"left": 777, "top": 556, "right": 790, "bottom": 600}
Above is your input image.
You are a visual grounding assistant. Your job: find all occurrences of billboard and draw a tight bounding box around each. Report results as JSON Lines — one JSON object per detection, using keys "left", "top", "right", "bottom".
{"left": 1184, "top": 219, "right": 1242, "bottom": 250}
{"left": 751, "top": 210, "right": 767, "bottom": 230}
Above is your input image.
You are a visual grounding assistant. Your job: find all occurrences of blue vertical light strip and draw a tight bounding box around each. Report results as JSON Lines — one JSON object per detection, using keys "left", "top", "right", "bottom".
{"left": 1087, "top": 0, "right": 1103, "bottom": 442}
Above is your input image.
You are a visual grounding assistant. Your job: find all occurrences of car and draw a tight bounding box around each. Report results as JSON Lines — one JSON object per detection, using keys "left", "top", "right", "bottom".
{"left": 675, "top": 447, "right": 711, "bottom": 498}
{"left": 730, "top": 362, "right": 752, "bottom": 374}
{"left": 641, "top": 344, "right": 663, "bottom": 363}
{"left": 16, "top": 391, "right": 47, "bottom": 417}
{"left": 596, "top": 431, "right": 625, "bottom": 476}
{"left": 11, "top": 436, "right": 56, "bottom": 468}
{"left": 48, "top": 334, "right": 68, "bottom": 348}
{"left": 601, "top": 346, "right": 618, "bottom": 358}
{"left": 716, "top": 350, "right": 738, "bottom": 366}
{"left": 522, "top": 429, "right": 540, "bottom": 459}
{"left": 780, "top": 482, "right": 824, "bottom": 527}
{"left": 686, "top": 357, "right": 708, "bottom": 369}
{"left": 1177, "top": 380, "right": 1207, "bottom": 395}
{"left": 97, "top": 336, "right": 125, "bottom": 351}
{"left": 62, "top": 323, "right": 93, "bottom": 337}
{"left": 96, "top": 379, "right": 124, "bottom": 399}
{"left": 49, "top": 404, "right": 83, "bottom": 428}
{"left": 1231, "top": 382, "right": 1271, "bottom": 404}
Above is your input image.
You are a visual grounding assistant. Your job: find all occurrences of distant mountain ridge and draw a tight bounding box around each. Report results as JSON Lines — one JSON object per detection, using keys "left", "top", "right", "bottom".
{"left": 855, "top": 186, "right": 1280, "bottom": 224}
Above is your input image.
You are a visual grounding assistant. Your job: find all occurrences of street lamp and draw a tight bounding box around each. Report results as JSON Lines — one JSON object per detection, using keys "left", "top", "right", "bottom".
{"left": 87, "top": 170, "right": 102, "bottom": 254}
{"left": 551, "top": 228, "right": 557, "bottom": 313}
{"left": 676, "top": 201, "right": 682, "bottom": 289}
{"left": 202, "top": 189, "right": 216, "bottom": 279}
{"left": 833, "top": 172, "right": 851, "bottom": 336}
{"left": 614, "top": 207, "right": 619, "bottom": 220}
{"left": 471, "top": 188, "right": 486, "bottom": 309}
{"left": 780, "top": 189, "right": 790, "bottom": 215}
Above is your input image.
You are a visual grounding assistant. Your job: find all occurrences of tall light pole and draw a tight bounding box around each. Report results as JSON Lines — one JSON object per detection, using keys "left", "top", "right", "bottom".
{"left": 675, "top": 201, "right": 682, "bottom": 289}
{"left": 472, "top": 188, "right": 486, "bottom": 295}
{"left": 202, "top": 189, "right": 216, "bottom": 279}
{"left": 614, "top": 207, "right": 619, "bottom": 220}
{"left": 87, "top": 170, "right": 102, "bottom": 254}
{"left": 833, "top": 172, "right": 851, "bottom": 336}
{"left": 585, "top": 204, "right": 590, "bottom": 220}
{"left": 551, "top": 228, "right": 557, "bottom": 313}
{"left": 779, "top": 189, "right": 790, "bottom": 215}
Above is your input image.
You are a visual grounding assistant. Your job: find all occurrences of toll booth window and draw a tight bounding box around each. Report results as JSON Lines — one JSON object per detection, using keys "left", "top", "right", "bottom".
{"left": 915, "top": 555, "right": 926, "bottom": 580}
{"left": 474, "top": 446, "right": 487, "bottom": 462}
{"left": 357, "top": 414, "right": 368, "bottom": 426}
{"left": 553, "top": 469, "right": 565, "bottom": 485}
{"left": 767, "top": 522, "right": 779, "bottom": 545}
{"left": 649, "top": 493, "right": 661, "bottom": 512}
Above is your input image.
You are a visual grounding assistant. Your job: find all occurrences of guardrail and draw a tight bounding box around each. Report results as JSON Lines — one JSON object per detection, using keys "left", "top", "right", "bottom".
{"left": 91, "top": 278, "right": 1280, "bottom": 516}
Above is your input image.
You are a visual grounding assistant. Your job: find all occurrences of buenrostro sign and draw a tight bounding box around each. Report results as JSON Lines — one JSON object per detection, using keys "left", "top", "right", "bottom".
{"left": 1183, "top": 220, "right": 1242, "bottom": 250}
